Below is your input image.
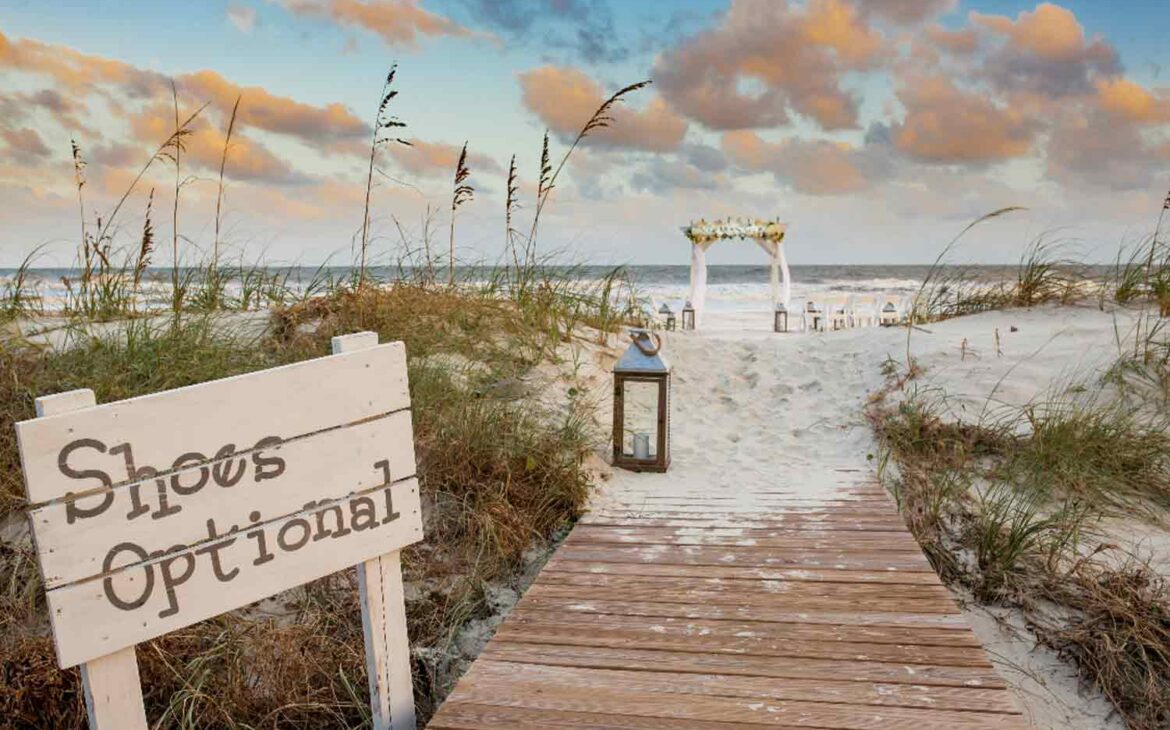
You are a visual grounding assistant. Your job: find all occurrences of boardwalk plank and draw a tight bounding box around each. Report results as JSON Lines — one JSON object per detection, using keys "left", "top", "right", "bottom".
{"left": 467, "top": 661, "right": 1021, "bottom": 713}
{"left": 480, "top": 642, "right": 1010, "bottom": 689}
{"left": 494, "top": 615, "right": 992, "bottom": 666}
{"left": 427, "top": 478, "right": 1020, "bottom": 729}
{"left": 445, "top": 666, "right": 1023, "bottom": 729}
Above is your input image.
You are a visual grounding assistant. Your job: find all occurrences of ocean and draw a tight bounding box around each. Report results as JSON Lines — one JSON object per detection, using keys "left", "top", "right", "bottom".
{"left": 0, "top": 264, "right": 1099, "bottom": 313}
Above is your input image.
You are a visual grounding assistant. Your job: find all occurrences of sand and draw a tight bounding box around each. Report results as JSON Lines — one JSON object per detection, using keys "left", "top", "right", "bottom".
{"left": 593, "top": 304, "right": 1155, "bottom": 729}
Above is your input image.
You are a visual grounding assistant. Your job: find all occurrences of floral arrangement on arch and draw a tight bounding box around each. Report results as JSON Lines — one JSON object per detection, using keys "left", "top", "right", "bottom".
{"left": 682, "top": 217, "right": 787, "bottom": 245}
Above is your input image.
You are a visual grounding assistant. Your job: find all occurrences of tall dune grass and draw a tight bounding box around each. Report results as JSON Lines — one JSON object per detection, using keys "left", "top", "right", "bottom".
{"left": 870, "top": 299, "right": 1170, "bottom": 727}
{"left": 0, "top": 67, "right": 651, "bottom": 728}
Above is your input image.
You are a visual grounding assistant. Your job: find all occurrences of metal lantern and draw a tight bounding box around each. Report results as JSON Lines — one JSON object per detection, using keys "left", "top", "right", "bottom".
{"left": 773, "top": 303, "right": 788, "bottom": 333}
{"left": 880, "top": 302, "right": 899, "bottom": 326}
{"left": 658, "top": 303, "right": 677, "bottom": 331}
{"left": 612, "top": 330, "right": 671, "bottom": 473}
{"left": 681, "top": 301, "right": 695, "bottom": 331}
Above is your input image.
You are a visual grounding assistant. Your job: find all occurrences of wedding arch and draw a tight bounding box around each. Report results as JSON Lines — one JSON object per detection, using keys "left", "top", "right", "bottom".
{"left": 681, "top": 217, "right": 790, "bottom": 328}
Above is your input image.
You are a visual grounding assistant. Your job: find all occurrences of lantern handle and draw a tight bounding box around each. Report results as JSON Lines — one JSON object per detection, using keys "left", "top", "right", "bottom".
{"left": 630, "top": 331, "right": 662, "bottom": 356}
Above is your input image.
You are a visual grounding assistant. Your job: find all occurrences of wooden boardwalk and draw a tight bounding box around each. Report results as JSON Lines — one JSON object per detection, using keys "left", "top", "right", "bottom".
{"left": 428, "top": 480, "right": 1024, "bottom": 729}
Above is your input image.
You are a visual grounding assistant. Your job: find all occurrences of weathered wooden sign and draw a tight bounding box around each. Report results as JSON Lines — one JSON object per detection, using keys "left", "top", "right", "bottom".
{"left": 16, "top": 331, "right": 422, "bottom": 730}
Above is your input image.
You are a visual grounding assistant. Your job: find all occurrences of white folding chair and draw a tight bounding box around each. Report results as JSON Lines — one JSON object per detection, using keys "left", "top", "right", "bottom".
{"left": 826, "top": 295, "right": 849, "bottom": 331}
{"left": 851, "top": 295, "right": 879, "bottom": 327}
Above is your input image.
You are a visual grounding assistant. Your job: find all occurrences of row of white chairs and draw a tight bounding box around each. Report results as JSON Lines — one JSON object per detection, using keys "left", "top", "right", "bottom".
{"left": 645, "top": 294, "right": 914, "bottom": 332}
{"left": 802, "top": 295, "right": 911, "bottom": 332}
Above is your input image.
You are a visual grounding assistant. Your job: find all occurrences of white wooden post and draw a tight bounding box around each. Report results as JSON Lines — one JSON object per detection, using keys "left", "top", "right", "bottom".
{"left": 332, "top": 332, "right": 417, "bottom": 730}
{"left": 36, "top": 389, "right": 148, "bottom": 730}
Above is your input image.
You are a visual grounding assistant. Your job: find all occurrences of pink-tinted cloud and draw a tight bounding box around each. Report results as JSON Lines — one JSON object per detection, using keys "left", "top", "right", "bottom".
{"left": 518, "top": 66, "right": 686, "bottom": 152}
{"left": 1094, "top": 77, "right": 1170, "bottom": 125}
{"left": 1, "top": 127, "right": 52, "bottom": 166}
{"left": 890, "top": 74, "right": 1036, "bottom": 163}
{"left": 925, "top": 24, "right": 978, "bottom": 54}
{"left": 970, "top": 3, "right": 1119, "bottom": 97}
{"left": 180, "top": 70, "right": 367, "bottom": 144}
{"left": 1046, "top": 111, "right": 1170, "bottom": 191}
{"left": 722, "top": 130, "right": 870, "bottom": 195}
{"left": 862, "top": 0, "right": 956, "bottom": 25}
{"left": 127, "top": 105, "right": 303, "bottom": 183}
{"left": 276, "top": 0, "right": 471, "bottom": 46}
{"left": 654, "top": 0, "right": 887, "bottom": 131}
{"left": 388, "top": 137, "right": 502, "bottom": 177}
{"left": 0, "top": 30, "right": 367, "bottom": 151}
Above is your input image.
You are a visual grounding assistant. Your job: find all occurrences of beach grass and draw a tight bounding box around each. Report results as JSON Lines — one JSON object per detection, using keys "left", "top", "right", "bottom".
{"left": 0, "top": 273, "right": 614, "bottom": 727}
{"left": 869, "top": 319, "right": 1170, "bottom": 727}
{"left": 0, "top": 68, "right": 654, "bottom": 727}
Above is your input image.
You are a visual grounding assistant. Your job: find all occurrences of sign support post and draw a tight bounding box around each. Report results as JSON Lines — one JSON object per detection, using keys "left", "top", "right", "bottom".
{"left": 333, "top": 332, "right": 416, "bottom": 730}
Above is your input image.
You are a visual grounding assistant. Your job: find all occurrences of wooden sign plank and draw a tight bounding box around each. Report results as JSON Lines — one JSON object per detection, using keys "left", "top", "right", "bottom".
{"left": 30, "top": 409, "right": 416, "bottom": 590}
{"left": 47, "top": 477, "right": 422, "bottom": 668}
{"left": 16, "top": 342, "right": 409, "bottom": 504}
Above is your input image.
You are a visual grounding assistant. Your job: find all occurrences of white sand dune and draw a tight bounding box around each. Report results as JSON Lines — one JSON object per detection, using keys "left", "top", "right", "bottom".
{"left": 594, "top": 305, "right": 1147, "bottom": 729}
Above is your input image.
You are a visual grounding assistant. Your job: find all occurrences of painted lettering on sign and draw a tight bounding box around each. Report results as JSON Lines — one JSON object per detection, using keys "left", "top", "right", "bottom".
{"left": 57, "top": 435, "right": 286, "bottom": 524}
{"left": 93, "top": 458, "right": 400, "bottom": 619}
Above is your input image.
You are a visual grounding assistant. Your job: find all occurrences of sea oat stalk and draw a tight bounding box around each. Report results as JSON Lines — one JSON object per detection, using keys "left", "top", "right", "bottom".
{"left": 358, "top": 64, "right": 410, "bottom": 287}
{"left": 448, "top": 142, "right": 473, "bottom": 286}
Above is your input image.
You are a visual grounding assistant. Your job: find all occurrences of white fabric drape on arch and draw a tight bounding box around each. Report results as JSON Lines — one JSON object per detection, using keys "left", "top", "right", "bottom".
{"left": 689, "top": 238, "right": 790, "bottom": 329}
{"left": 688, "top": 240, "right": 715, "bottom": 327}
{"left": 753, "top": 238, "right": 791, "bottom": 311}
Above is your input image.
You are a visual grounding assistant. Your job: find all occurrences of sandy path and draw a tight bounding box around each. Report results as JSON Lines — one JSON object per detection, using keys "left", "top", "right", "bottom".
{"left": 595, "top": 312, "right": 894, "bottom": 513}
{"left": 593, "top": 307, "right": 1132, "bottom": 729}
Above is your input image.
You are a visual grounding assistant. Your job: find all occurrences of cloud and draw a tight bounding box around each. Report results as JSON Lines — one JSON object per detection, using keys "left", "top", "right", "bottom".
{"left": 127, "top": 106, "right": 304, "bottom": 183}
{"left": 180, "top": 70, "right": 367, "bottom": 144}
{"left": 0, "top": 30, "right": 368, "bottom": 152}
{"left": 862, "top": 0, "right": 956, "bottom": 25}
{"left": 654, "top": 0, "right": 887, "bottom": 131}
{"left": 1046, "top": 111, "right": 1170, "bottom": 191}
{"left": 1, "top": 128, "right": 52, "bottom": 166}
{"left": 925, "top": 24, "right": 978, "bottom": 54}
{"left": 890, "top": 74, "right": 1036, "bottom": 164}
{"left": 227, "top": 4, "right": 258, "bottom": 34}
{"left": 275, "top": 0, "right": 471, "bottom": 46}
{"left": 970, "top": 2, "right": 1119, "bottom": 97}
{"left": 679, "top": 143, "right": 727, "bottom": 173}
{"left": 518, "top": 66, "right": 687, "bottom": 153}
{"left": 0, "top": 29, "right": 162, "bottom": 97}
{"left": 1095, "top": 77, "right": 1170, "bottom": 124}
{"left": 459, "top": 0, "right": 629, "bottom": 63}
{"left": 1044, "top": 78, "right": 1170, "bottom": 190}
{"left": 722, "top": 130, "right": 871, "bottom": 195}
{"left": 388, "top": 138, "right": 502, "bottom": 178}
{"left": 630, "top": 157, "right": 724, "bottom": 194}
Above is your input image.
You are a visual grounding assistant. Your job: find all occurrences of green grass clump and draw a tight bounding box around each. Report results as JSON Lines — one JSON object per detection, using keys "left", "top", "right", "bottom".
{"left": 0, "top": 317, "right": 271, "bottom": 517}
{"left": 870, "top": 359, "right": 1170, "bottom": 727}
{"left": 0, "top": 277, "right": 613, "bottom": 727}
{"left": 1011, "top": 397, "right": 1170, "bottom": 515}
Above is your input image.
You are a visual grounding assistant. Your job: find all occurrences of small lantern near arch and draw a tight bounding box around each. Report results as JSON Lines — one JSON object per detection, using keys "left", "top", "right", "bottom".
{"left": 681, "top": 301, "right": 695, "bottom": 331}
{"left": 774, "top": 303, "right": 788, "bottom": 333}
{"left": 658, "top": 303, "right": 677, "bottom": 331}
{"left": 612, "top": 330, "right": 671, "bottom": 473}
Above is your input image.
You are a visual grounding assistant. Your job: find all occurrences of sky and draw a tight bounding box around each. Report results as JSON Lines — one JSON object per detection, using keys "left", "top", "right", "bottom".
{"left": 1, "top": 0, "right": 1169, "bottom": 267}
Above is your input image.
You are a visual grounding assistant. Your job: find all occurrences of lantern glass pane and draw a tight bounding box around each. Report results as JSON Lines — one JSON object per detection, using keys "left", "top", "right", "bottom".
{"left": 621, "top": 379, "right": 659, "bottom": 459}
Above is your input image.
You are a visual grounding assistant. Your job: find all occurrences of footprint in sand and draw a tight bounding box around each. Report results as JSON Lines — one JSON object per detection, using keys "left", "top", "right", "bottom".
{"left": 769, "top": 384, "right": 793, "bottom": 400}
